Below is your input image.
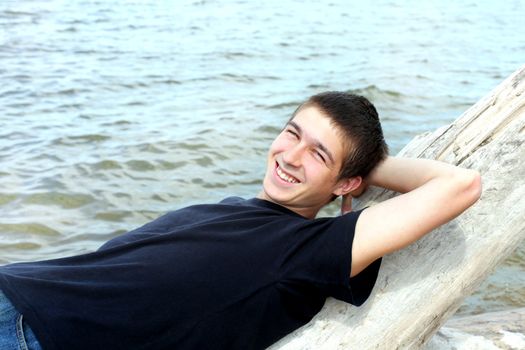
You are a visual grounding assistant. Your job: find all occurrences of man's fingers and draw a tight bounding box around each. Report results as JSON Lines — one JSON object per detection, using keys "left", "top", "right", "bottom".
{"left": 341, "top": 194, "right": 352, "bottom": 215}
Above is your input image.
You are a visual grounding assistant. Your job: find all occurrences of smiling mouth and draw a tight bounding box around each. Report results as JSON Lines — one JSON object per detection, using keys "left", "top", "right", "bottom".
{"left": 275, "top": 162, "right": 300, "bottom": 184}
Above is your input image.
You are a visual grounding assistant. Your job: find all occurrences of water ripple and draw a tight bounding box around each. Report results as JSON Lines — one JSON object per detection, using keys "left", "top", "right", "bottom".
{"left": 0, "top": 223, "right": 60, "bottom": 236}
{"left": 22, "top": 192, "right": 96, "bottom": 209}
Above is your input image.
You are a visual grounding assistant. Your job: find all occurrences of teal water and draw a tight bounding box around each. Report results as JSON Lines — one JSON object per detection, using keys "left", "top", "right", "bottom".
{"left": 0, "top": 0, "right": 523, "bottom": 315}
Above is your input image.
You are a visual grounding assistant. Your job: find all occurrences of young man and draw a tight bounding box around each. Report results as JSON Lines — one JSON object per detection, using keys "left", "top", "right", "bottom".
{"left": 0, "top": 92, "right": 481, "bottom": 350}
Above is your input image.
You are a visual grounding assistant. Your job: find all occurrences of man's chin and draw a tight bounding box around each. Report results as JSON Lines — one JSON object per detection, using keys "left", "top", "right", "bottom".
{"left": 260, "top": 186, "right": 296, "bottom": 206}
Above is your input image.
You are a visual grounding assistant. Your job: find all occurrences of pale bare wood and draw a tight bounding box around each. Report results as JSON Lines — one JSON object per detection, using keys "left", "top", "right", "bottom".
{"left": 269, "top": 65, "right": 525, "bottom": 350}
{"left": 427, "top": 308, "right": 525, "bottom": 350}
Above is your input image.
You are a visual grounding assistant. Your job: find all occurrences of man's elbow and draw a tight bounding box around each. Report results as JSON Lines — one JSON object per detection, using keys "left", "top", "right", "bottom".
{"left": 460, "top": 169, "right": 482, "bottom": 207}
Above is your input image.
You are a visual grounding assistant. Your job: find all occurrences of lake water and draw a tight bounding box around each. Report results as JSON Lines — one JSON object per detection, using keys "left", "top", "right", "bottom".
{"left": 0, "top": 0, "right": 523, "bottom": 316}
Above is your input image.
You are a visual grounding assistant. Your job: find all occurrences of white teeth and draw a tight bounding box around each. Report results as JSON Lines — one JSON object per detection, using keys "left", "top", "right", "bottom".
{"left": 276, "top": 166, "right": 298, "bottom": 183}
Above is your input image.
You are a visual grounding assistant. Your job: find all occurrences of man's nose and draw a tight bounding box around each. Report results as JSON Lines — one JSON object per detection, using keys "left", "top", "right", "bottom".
{"left": 282, "top": 144, "right": 304, "bottom": 167}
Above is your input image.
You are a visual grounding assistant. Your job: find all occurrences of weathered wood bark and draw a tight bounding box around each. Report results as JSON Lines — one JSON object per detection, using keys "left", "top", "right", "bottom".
{"left": 269, "top": 65, "right": 525, "bottom": 349}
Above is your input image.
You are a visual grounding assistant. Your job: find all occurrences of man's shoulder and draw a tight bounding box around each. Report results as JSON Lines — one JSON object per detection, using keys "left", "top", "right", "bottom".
{"left": 218, "top": 196, "right": 245, "bottom": 205}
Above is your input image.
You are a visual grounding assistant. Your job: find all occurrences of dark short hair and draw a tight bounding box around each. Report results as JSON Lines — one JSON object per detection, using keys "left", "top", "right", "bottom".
{"left": 293, "top": 91, "right": 388, "bottom": 180}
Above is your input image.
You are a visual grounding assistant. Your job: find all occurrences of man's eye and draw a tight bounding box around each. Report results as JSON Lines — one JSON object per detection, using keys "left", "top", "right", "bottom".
{"left": 315, "top": 151, "right": 326, "bottom": 163}
{"left": 286, "top": 129, "right": 299, "bottom": 138}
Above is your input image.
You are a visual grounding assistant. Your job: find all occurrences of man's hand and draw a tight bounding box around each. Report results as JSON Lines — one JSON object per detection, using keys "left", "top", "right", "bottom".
{"left": 341, "top": 180, "right": 368, "bottom": 215}
{"left": 341, "top": 194, "right": 353, "bottom": 215}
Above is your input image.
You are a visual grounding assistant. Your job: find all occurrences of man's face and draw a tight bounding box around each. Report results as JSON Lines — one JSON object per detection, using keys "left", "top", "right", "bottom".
{"left": 259, "top": 106, "right": 349, "bottom": 216}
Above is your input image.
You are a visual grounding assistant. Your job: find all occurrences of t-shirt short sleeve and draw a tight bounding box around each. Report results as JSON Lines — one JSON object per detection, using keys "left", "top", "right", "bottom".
{"left": 280, "top": 208, "right": 381, "bottom": 306}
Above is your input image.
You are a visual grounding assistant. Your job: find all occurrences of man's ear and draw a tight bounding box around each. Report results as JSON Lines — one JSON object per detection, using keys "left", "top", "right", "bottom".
{"left": 333, "top": 176, "right": 362, "bottom": 196}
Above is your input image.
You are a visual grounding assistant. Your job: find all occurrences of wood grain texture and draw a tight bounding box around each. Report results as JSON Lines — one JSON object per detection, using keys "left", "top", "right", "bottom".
{"left": 269, "top": 65, "right": 525, "bottom": 350}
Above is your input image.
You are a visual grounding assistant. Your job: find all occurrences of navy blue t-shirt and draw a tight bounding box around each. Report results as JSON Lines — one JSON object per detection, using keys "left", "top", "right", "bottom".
{"left": 0, "top": 197, "right": 381, "bottom": 350}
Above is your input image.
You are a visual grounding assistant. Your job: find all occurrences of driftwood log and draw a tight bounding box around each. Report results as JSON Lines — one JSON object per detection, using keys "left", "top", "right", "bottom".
{"left": 269, "top": 65, "right": 525, "bottom": 349}
{"left": 427, "top": 308, "right": 525, "bottom": 349}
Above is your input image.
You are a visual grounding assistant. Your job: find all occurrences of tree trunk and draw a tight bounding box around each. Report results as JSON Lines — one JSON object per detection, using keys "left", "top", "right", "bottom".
{"left": 269, "top": 65, "right": 525, "bottom": 350}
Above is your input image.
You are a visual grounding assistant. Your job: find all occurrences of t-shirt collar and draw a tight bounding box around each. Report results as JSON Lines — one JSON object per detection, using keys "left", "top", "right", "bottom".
{"left": 247, "top": 198, "right": 308, "bottom": 219}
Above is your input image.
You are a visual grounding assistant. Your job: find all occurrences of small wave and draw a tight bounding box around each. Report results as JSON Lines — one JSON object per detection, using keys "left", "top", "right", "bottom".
{"left": 95, "top": 210, "right": 132, "bottom": 222}
{"left": 0, "top": 131, "right": 32, "bottom": 140}
{"left": 196, "top": 128, "right": 214, "bottom": 135}
{"left": 213, "top": 168, "right": 249, "bottom": 176}
{"left": 193, "top": 155, "right": 214, "bottom": 167}
{"left": 0, "top": 193, "right": 17, "bottom": 206}
{"left": 58, "top": 27, "right": 78, "bottom": 33}
{"left": 114, "top": 192, "right": 132, "bottom": 199}
{"left": 137, "top": 143, "right": 167, "bottom": 154}
{"left": 53, "top": 134, "right": 111, "bottom": 145}
{"left": 62, "top": 19, "right": 86, "bottom": 25}
{"left": 122, "top": 172, "right": 156, "bottom": 181}
{"left": 117, "top": 81, "right": 150, "bottom": 89}
{"left": 57, "top": 230, "right": 126, "bottom": 246}
{"left": 415, "top": 74, "right": 432, "bottom": 81}
{"left": 5, "top": 102, "right": 31, "bottom": 108}
{"left": 0, "top": 242, "right": 42, "bottom": 250}
{"left": 57, "top": 103, "right": 84, "bottom": 110}
{"left": 202, "top": 182, "right": 228, "bottom": 189}
{"left": 237, "top": 179, "right": 262, "bottom": 186}
{"left": 125, "top": 100, "right": 145, "bottom": 106}
{"left": 254, "top": 125, "right": 281, "bottom": 134}
{"left": 307, "top": 83, "right": 331, "bottom": 90}
{"left": 31, "top": 88, "right": 90, "bottom": 99}
{"left": 150, "top": 194, "right": 168, "bottom": 203}
{"left": 22, "top": 192, "right": 96, "bottom": 209}
{"left": 125, "top": 160, "right": 156, "bottom": 172}
{"left": 347, "top": 85, "right": 405, "bottom": 102}
{"left": 91, "top": 160, "right": 122, "bottom": 170}
{"left": 174, "top": 141, "right": 211, "bottom": 151}
{"left": 264, "top": 101, "right": 303, "bottom": 110}
{"left": 98, "top": 56, "right": 121, "bottom": 62}
{"left": 183, "top": 76, "right": 215, "bottom": 83}
{"left": 58, "top": 88, "right": 87, "bottom": 96}
{"left": 219, "top": 73, "right": 255, "bottom": 83}
{"left": 1, "top": 10, "right": 40, "bottom": 18}
{"left": 155, "top": 79, "right": 182, "bottom": 85}
{"left": 207, "top": 151, "right": 228, "bottom": 161}
{"left": 26, "top": 152, "right": 64, "bottom": 165}
{"left": 156, "top": 160, "right": 188, "bottom": 170}
{"left": 445, "top": 101, "right": 475, "bottom": 110}
{"left": 260, "top": 75, "right": 281, "bottom": 81}
{"left": 222, "top": 51, "right": 254, "bottom": 59}
{"left": 0, "top": 223, "right": 60, "bottom": 236}
{"left": 98, "top": 120, "right": 134, "bottom": 128}
{"left": 0, "top": 90, "right": 28, "bottom": 98}
{"left": 6, "top": 74, "right": 32, "bottom": 82}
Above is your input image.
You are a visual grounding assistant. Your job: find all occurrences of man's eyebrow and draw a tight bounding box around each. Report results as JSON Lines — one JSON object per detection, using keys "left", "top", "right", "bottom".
{"left": 287, "top": 120, "right": 301, "bottom": 132}
{"left": 287, "top": 120, "right": 335, "bottom": 164}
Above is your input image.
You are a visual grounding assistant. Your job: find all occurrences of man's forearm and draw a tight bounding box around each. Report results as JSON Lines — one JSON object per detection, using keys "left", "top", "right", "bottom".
{"left": 366, "top": 156, "right": 479, "bottom": 194}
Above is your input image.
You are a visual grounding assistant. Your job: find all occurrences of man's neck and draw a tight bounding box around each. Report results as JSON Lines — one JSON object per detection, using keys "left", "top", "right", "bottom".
{"left": 256, "top": 191, "right": 321, "bottom": 219}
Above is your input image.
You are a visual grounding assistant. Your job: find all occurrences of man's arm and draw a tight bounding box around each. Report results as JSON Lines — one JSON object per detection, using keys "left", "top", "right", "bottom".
{"left": 348, "top": 156, "right": 482, "bottom": 277}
